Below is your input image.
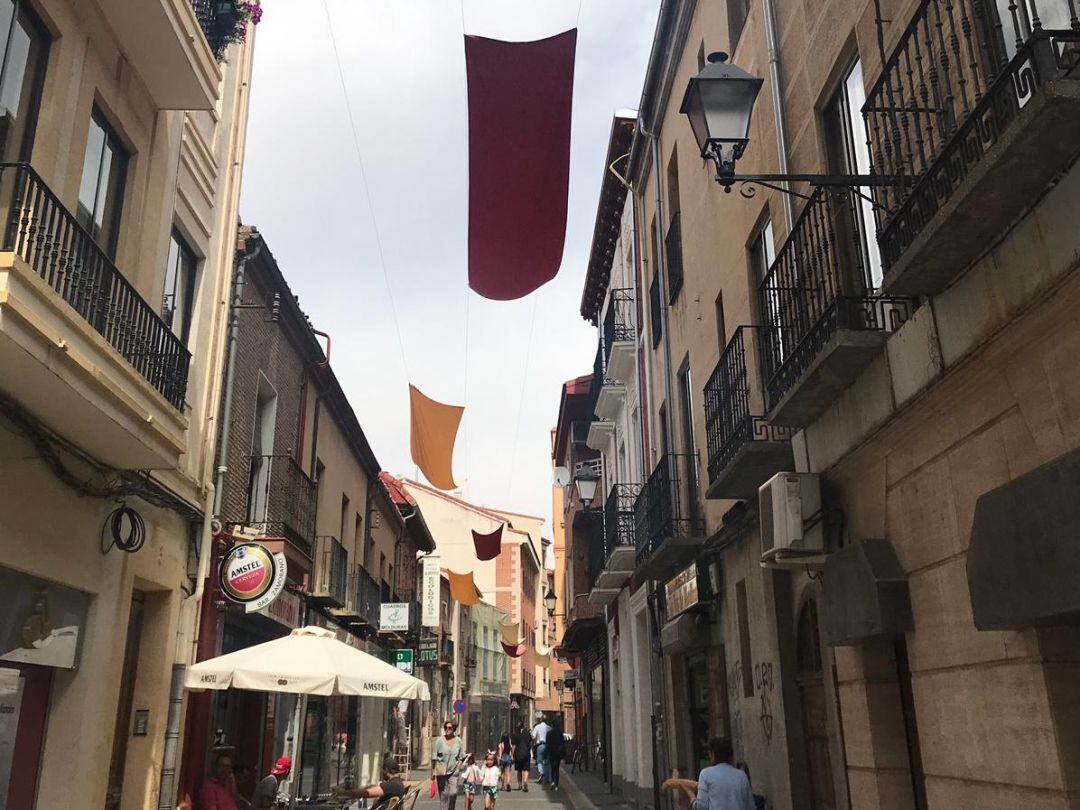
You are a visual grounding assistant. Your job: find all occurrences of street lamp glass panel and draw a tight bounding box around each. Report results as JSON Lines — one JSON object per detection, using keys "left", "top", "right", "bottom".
{"left": 575, "top": 475, "right": 598, "bottom": 506}
{"left": 544, "top": 588, "right": 557, "bottom": 615}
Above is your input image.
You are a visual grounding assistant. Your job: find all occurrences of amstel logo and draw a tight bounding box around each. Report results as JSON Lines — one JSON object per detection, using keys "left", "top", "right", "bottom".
{"left": 220, "top": 543, "right": 277, "bottom": 603}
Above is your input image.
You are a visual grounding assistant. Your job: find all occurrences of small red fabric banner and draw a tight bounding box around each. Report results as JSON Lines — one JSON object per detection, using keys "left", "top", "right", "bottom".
{"left": 501, "top": 641, "right": 526, "bottom": 658}
{"left": 466, "top": 30, "right": 577, "bottom": 300}
{"left": 472, "top": 525, "right": 503, "bottom": 561}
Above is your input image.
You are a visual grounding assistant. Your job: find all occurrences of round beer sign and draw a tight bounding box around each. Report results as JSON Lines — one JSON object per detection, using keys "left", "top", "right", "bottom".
{"left": 220, "top": 543, "right": 277, "bottom": 604}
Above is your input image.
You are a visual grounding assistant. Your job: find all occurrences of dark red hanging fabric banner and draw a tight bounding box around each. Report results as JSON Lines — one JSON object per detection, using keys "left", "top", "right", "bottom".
{"left": 472, "top": 525, "right": 503, "bottom": 561}
{"left": 466, "top": 30, "right": 576, "bottom": 300}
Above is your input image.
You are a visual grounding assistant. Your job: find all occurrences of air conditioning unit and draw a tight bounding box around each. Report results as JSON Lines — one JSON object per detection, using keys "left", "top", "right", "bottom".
{"left": 758, "top": 472, "right": 826, "bottom": 568}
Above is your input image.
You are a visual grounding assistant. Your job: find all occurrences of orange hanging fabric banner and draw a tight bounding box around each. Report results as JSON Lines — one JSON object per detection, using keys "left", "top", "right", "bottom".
{"left": 472, "top": 525, "right": 503, "bottom": 561}
{"left": 501, "top": 641, "right": 526, "bottom": 658}
{"left": 448, "top": 570, "right": 480, "bottom": 606}
{"left": 409, "top": 384, "right": 464, "bottom": 491}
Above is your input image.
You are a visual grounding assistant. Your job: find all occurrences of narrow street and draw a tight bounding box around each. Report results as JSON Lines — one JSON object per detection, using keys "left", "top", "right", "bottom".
{"left": 410, "top": 771, "right": 626, "bottom": 810}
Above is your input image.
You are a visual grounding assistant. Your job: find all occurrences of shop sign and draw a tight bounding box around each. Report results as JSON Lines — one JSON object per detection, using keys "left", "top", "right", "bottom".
{"left": 418, "top": 637, "right": 438, "bottom": 665}
{"left": 258, "top": 588, "right": 301, "bottom": 629}
{"left": 0, "top": 567, "right": 89, "bottom": 670}
{"left": 664, "top": 562, "right": 700, "bottom": 618}
{"left": 381, "top": 603, "right": 410, "bottom": 633}
{"left": 393, "top": 649, "right": 414, "bottom": 675}
{"left": 219, "top": 543, "right": 288, "bottom": 613}
{"left": 421, "top": 555, "right": 441, "bottom": 628}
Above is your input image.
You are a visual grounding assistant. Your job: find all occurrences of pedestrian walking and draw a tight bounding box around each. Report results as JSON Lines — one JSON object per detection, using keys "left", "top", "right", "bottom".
{"left": 695, "top": 739, "right": 754, "bottom": 810}
{"left": 461, "top": 754, "right": 481, "bottom": 810}
{"left": 497, "top": 731, "right": 513, "bottom": 792}
{"left": 251, "top": 756, "right": 291, "bottom": 808}
{"left": 433, "top": 720, "right": 465, "bottom": 810}
{"left": 530, "top": 714, "right": 551, "bottom": 784}
{"left": 479, "top": 751, "right": 501, "bottom": 810}
{"left": 545, "top": 720, "right": 565, "bottom": 791}
{"left": 512, "top": 724, "right": 532, "bottom": 791}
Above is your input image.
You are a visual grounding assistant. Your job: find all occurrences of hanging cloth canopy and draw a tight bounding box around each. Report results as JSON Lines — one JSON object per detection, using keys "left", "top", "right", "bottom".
{"left": 409, "top": 384, "right": 463, "bottom": 491}
{"left": 501, "top": 641, "right": 526, "bottom": 658}
{"left": 183, "top": 626, "right": 430, "bottom": 699}
{"left": 535, "top": 645, "right": 551, "bottom": 666}
{"left": 499, "top": 620, "right": 524, "bottom": 646}
{"left": 472, "top": 525, "right": 503, "bottom": 561}
{"left": 466, "top": 30, "right": 577, "bottom": 300}
{"left": 448, "top": 570, "right": 481, "bottom": 606}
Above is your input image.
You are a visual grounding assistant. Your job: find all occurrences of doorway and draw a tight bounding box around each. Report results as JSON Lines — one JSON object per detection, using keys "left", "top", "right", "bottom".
{"left": 796, "top": 599, "right": 836, "bottom": 810}
{"left": 104, "top": 593, "right": 146, "bottom": 810}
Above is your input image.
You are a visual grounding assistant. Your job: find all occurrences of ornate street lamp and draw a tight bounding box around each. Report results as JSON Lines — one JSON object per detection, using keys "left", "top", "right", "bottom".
{"left": 574, "top": 467, "right": 599, "bottom": 509}
{"left": 680, "top": 52, "right": 899, "bottom": 198}
{"left": 544, "top": 588, "right": 557, "bottom": 618}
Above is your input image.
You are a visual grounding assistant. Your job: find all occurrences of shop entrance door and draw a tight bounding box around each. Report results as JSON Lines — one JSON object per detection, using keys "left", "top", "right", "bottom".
{"left": 796, "top": 600, "right": 836, "bottom": 810}
{"left": 105, "top": 593, "right": 145, "bottom": 810}
{"left": 686, "top": 656, "right": 712, "bottom": 775}
{"left": 1, "top": 664, "right": 51, "bottom": 810}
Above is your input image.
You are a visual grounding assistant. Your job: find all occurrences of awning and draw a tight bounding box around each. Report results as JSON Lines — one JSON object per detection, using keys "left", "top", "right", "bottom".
{"left": 968, "top": 448, "right": 1080, "bottom": 630}
{"left": 559, "top": 616, "right": 603, "bottom": 653}
{"left": 821, "top": 539, "right": 913, "bottom": 646}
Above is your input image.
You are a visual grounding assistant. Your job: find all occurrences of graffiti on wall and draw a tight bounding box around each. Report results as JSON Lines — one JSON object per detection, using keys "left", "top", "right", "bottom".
{"left": 727, "top": 660, "right": 743, "bottom": 749}
{"left": 754, "top": 662, "right": 774, "bottom": 744}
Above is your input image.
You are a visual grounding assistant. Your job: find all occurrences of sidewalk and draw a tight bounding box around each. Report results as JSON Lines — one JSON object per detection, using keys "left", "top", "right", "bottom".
{"left": 560, "top": 770, "right": 632, "bottom": 810}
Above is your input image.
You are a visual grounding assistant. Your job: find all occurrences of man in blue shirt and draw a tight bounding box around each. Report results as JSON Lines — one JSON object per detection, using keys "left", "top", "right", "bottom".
{"left": 695, "top": 739, "right": 755, "bottom": 810}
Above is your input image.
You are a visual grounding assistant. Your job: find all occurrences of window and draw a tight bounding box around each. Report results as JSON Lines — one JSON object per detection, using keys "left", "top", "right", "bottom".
{"left": 751, "top": 220, "right": 785, "bottom": 360}
{"left": 696, "top": 40, "right": 706, "bottom": 72}
{"left": 665, "top": 148, "right": 684, "bottom": 302}
{"left": 726, "top": 0, "right": 751, "bottom": 53}
{"left": 247, "top": 375, "right": 278, "bottom": 522}
{"left": 0, "top": 1, "right": 48, "bottom": 162}
{"left": 715, "top": 292, "right": 726, "bottom": 354}
{"left": 826, "top": 58, "right": 882, "bottom": 289}
{"left": 77, "top": 109, "right": 128, "bottom": 258}
{"left": 354, "top": 513, "right": 363, "bottom": 560}
{"left": 678, "top": 361, "right": 700, "bottom": 522}
{"left": 162, "top": 231, "right": 199, "bottom": 341}
{"left": 340, "top": 494, "right": 350, "bottom": 544}
{"left": 650, "top": 273, "right": 662, "bottom": 349}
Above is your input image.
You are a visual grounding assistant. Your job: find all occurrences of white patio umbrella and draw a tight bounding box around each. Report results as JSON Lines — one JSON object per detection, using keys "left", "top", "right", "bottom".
{"left": 184, "top": 625, "right": 430, "bottom": 700}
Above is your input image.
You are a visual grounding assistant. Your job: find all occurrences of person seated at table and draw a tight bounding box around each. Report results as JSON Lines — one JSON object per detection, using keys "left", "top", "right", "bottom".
{"left": 331, "top": 756, "right": 407, "bottom": 810}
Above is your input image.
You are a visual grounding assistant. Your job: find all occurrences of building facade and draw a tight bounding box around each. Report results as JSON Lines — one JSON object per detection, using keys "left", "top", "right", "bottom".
{"left": 560, "top": 2, "right": 1080, "bottom": 810}
{"left": 0, "top": 2, "right": 254, "bottom": 807}
{"left": 183, "top": 227, "right": 433, "bottom": 800}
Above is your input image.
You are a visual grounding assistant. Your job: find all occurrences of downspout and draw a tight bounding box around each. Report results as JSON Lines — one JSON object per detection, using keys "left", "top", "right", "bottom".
{"left": 762, "top": 0, "right": 795, "bottom": 231}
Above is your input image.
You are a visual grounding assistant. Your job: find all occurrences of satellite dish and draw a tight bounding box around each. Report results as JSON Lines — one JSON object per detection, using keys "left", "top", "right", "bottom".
{"left": 553, "top": 466, "right": 571, "bottom": 487}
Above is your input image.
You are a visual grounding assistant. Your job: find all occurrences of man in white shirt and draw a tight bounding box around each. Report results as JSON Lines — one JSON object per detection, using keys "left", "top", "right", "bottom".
{"left": 530, "top": 715, "right": 552, "bottom": 785}
{"left": 695, "top": 739, "right": 754, "bottom": 810}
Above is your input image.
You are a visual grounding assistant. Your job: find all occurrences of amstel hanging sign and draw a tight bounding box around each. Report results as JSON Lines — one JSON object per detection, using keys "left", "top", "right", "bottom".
{"left": 219, "top": 542, "right": 288, "bottom": 613}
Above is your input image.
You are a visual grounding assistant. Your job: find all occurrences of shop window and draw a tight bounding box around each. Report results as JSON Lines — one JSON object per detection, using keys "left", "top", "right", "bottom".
{"left": 162, "top": 230, "right": 199, "bottom": 342}
{"left": 77, "top": 108, "right": 128, "bottom": 259}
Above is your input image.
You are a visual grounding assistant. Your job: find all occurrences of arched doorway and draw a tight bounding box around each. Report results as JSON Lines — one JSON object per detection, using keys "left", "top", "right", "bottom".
{"left": 796, "top": 599, "right": 836, "bottom": 810}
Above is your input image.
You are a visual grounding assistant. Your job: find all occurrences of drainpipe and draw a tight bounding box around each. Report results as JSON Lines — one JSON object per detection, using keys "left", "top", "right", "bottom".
{"left": 762, "top": 0, "right": 795, "bottom": 231}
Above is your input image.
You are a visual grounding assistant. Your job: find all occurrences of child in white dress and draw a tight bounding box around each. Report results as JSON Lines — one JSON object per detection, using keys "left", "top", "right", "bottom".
{"left": 479, "top": 751, "right": 501, "bottom": 810}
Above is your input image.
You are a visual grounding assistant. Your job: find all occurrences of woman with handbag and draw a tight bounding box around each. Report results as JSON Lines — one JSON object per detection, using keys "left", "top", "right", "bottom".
{"left": 432, "top": 720, "right": 464, "bottom": 810}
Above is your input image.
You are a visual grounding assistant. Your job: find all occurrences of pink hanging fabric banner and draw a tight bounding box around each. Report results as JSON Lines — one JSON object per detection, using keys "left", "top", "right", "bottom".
{"left": 472, "top": 525, "right": 503, "bottom": 561}
{"left": 466, "top": 30, "right": 577, "bottom": 300}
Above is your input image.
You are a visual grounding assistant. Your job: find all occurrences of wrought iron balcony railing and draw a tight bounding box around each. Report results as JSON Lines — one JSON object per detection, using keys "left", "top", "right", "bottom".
{"left": 634, "top": 453, "right": 705, "bottom": 562}
{"left": 355, "top": 567, "right": 381, "bottom": 626}
{"left": 665, "top": 212, "right": 684, "bottom": 303}
{"left": 602, "top": 287, "right": 636, "bottom": 364}
{"left": 758, "top": 187, "right": 916, "bottom": 411}
{"left": 567, "top": 593, "right": 602, "bottom": 626}
{"left": 191, "top": 0, "right": 244, "bottom": 59}
{"left": 245, "top": 454, "right": 317, "bottom": 554}
{"left": 312, "top": 535, "right": 348, "bottom": 605}
{"left": 1, "top": 162, "right": 191, "bottom": 408}
{"left": 603, "top": 483, "right": 641, "bottom": 561}
{"left": 864, "top": 0, "right": 1080, "bottom": 269}
{"left": 704, "top": 327, "right": 796, "bottom": 485}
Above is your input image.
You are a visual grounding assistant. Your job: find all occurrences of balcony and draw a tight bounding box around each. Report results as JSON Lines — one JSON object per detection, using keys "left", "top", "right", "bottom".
{"left": 865, "top": 0, "right": 1080, "bottom": 294}
{"left": 560, "top": 594, "right": 604, "bottom": 654}
{"left": 703, "top": 327, "right": 795, "bottom": 500}
{"left": 589, "top": 484, "right": 642, "bottom": 605}
{"left": 352, "top": 568, "right": 381, "bottom": 628}
{"left": 246, "top": 454, "right": 317, "bottom": 556}
{"left": 665, "top": 212, "right": 684, "bottom": 303}
{"left": 329, "top": 566, "right": 364, "bottom": 622}
{"left": 0, "top": 163, "right": 189, "bottom": 469}
{"left": 603, "top": 287, "right": 637, "bottom": 384}
{"left": 310, "top": 535, "right": 348, "bottom": 607}
{"left": 634, "top": 454, "right": 706, "bottom": 582}
{"left": 759, "top": 187, "right": 917, "bottom": 427}
{"left": 591, "top": 340, "right": 625, "bottom": 423}
{"left": 440, "top": 636, "right": 457, "bottom": 667}
{"left": 94, "top": 0, "right": 224, "bottom": 110}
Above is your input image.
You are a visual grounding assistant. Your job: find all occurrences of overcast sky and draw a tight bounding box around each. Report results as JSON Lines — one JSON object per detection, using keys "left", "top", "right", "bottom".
{"left": 240, "top": 0, "right": 659, "bottom": 528}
